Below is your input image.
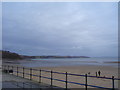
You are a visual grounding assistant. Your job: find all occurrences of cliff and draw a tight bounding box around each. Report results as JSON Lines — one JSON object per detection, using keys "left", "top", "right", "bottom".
{"left": 1, "top": 50, "right": 22, "bottom": 60}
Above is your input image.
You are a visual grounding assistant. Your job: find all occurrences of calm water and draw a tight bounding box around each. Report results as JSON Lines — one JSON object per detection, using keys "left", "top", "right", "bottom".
{"left": 19, "top": 57, "right": 118, "bottom": 68}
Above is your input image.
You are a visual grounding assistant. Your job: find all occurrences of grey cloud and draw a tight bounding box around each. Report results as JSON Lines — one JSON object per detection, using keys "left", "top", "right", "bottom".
{"left": 2, "top": 2, "right": 118, "bottom": 57}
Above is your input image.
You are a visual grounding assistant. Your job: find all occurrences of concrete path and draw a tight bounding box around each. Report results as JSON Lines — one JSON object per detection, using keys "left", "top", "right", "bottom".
{"left": 2, "top": 72, "right": 60, "bottom": 89}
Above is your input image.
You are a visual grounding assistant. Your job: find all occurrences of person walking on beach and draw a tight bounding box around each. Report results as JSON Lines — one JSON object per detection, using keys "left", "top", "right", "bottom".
{"left": 98, "top": 71, "right": 101, "bottom": 76}
{"left": 96, "top": 72, "right": 97, "bottom": 77}
{"left": 88, "top": 72, "right": 90, "bottom": 75}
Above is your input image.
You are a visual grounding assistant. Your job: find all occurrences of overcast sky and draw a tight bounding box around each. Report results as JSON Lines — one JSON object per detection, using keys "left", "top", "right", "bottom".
{"left": 2, "top": 2, "right": 118, "bottom": 57}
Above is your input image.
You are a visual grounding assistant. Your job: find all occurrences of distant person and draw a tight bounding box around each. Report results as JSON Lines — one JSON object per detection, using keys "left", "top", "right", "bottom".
{"left": 88, "top": 72, "right": 90, "bottom": 75}
{"left": 98, "top": 71, "right": 101, "bottom": 76}
{"left": 96, "top": 72, "right": 97, "bottom": 77}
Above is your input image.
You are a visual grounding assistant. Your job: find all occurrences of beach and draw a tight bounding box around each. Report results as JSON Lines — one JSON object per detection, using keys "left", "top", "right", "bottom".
{"left": 38, "top": 65, "right": 118, "bottom": 78}
{"left": 35, "top": 65, "right": 119, "bottom": 88}
{"left": 3, "top": 61, "right": 119, "bottom": 89}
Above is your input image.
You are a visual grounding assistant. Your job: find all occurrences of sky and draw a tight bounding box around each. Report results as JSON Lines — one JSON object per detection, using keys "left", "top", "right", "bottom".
{"left": 2, "top": 2, "right": 118, "bottom": 57}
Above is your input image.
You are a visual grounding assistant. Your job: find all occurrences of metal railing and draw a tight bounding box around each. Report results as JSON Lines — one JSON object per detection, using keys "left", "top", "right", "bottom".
{"left": 2, "top": 65, "right": 120, "bottom": 90}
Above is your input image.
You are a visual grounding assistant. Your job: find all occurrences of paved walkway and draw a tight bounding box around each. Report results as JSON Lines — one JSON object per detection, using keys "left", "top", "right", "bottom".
{"left": 2, "top": 72, "right": 60, "bottom": 89}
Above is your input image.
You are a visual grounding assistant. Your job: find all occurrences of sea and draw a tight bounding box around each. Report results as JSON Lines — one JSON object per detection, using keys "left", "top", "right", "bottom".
{"left": 19, "top": 57, "right": 119, "bottom": 68}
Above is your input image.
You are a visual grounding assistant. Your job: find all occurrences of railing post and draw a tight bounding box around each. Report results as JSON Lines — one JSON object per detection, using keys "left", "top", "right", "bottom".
{"left": 85, "top": 74, "right": 88, "bottom": 90}
{"left": 51, "top": 70, "right": 53, "bottom": 86}
{"left": 8, "top": 65, "right": 9, "bottom": 73}
{"left": 23, "top": 67, "right": 24, "bottom": 78}
{"left": 39, "top": 69, "right": 41, "bottom": 83}
{"left": 66, "top": 72, "right": 68, "bottom": 89}
{"left": 30, "top": 68, "right": 32, "bottom": 80}
{"left": 1, "top": 65, "right": 3, "bottom": 70}
{"left": 112, "top": 76, "right": 114, "bottom": 90}
{"left": 17, "top": 66, "right": 18, "bottom": 76}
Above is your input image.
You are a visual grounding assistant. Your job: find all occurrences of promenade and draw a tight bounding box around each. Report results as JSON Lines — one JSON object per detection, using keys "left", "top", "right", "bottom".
{"left": 2, "top": 72, "right": 59, "bottom": 89}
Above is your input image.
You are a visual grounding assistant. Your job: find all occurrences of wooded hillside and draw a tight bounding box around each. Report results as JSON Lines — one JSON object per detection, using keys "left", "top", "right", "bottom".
{"left": 1, "top": 50, "right": 22, "bottom": 60}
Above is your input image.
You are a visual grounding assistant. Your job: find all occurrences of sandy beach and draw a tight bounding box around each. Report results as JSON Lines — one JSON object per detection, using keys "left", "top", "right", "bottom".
{"left": 3, "top": 62, "right": 119, "bottom": 89}
{"left": 36, "top": 65, "right": 119, "bottom": 88}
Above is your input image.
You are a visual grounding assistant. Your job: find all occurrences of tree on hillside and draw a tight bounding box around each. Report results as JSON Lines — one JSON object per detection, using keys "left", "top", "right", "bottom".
{"left": 2, "top": 51, "right": 22, "bottom": 59}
